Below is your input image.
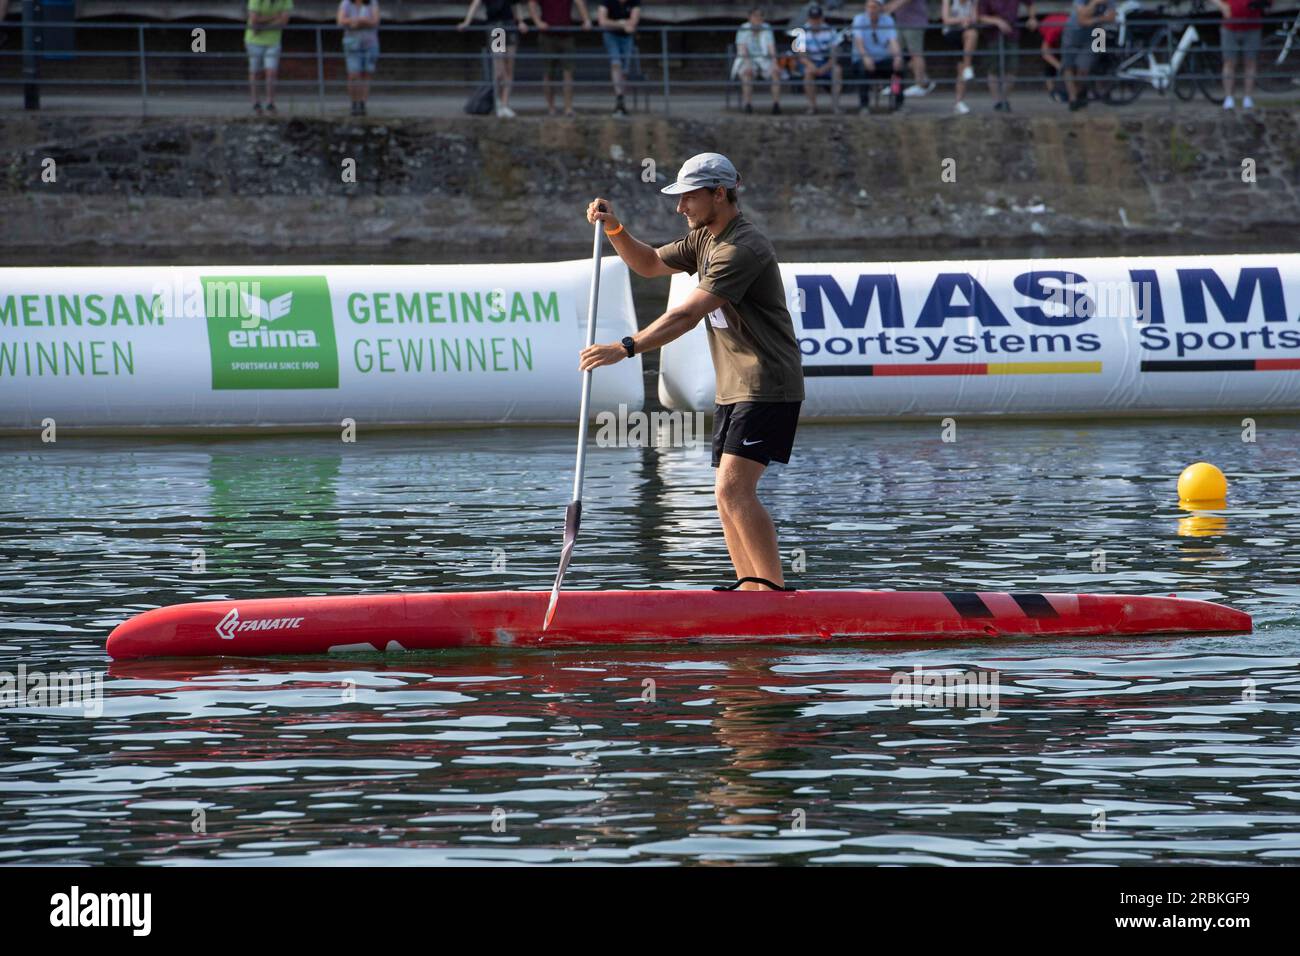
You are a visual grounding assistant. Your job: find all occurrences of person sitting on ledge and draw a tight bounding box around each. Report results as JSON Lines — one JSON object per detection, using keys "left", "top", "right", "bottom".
{"left": 799, "top": 4, "right": 844, "bottom": 114}
{"left": 733, "top": 6, "right": 783, "bottom": 115}
{"left": 850, "top": 0, "right": 905, "bottom": 113}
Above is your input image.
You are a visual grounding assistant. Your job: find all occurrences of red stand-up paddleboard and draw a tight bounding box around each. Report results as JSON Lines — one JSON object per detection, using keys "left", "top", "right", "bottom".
{"left": 105, "top": 589, "right": 1252, "bottom": 660}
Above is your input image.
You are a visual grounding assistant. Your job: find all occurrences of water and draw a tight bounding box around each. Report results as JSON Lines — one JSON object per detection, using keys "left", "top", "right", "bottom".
{"left": 1, "top": 418, "right": 1298, "bottom": 865}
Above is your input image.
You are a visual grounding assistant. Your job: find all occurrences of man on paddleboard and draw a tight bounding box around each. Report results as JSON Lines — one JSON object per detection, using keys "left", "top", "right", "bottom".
{"left": 579, "top": 152, "right": 804, "bottom": 592}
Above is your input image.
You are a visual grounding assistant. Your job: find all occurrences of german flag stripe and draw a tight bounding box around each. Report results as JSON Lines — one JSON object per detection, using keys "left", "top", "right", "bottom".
{"left": 1008, "top": 592, "right": 1061, "bottom": 619}
{"left": 944, "top": 591, "right": 995, "bottom": 618}
{"left": 803, "top": 361, "right": 1102, "bottom": 377}
{"left": 1141, "top": 358, "right": 1300, "bottom": 372}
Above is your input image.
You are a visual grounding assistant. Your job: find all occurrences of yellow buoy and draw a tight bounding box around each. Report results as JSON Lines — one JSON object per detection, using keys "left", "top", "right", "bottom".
{"left": 1178, "top": 461, "right": 1227, "bottom": 503}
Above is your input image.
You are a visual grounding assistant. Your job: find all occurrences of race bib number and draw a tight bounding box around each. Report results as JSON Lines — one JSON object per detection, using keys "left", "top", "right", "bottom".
{"left": 707, "top": 307, "right": 729, "bottom": 329}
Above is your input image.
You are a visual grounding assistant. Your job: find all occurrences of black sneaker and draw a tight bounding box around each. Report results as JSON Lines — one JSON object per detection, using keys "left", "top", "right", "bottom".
{"left": 350, "top": 102, "right": 360, "bottom": 116}
{"left": 744, "top": 102, "right": 753, "bottom": 114}
{"left": 772, "top": 101, "right": 782, "bottom": 115}
{"left": 1068, "top": 98, "right": 1083, "bottom": 112}
{"left": 359, "top": 101, "right": 367, "bottom": 116}
{"left": 265, "top": 103, "right": 277, "bottom": 115}
{"left": 614, "top": 97, "right": 628, "bottom": 116}
{"left": 253, "top": 102, "right": 263, "bottom": 114}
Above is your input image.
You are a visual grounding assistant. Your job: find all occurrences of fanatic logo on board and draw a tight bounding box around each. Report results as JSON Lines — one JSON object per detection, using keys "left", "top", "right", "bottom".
{"left": 215, "top": 607, "right": 305, "bottom": 640}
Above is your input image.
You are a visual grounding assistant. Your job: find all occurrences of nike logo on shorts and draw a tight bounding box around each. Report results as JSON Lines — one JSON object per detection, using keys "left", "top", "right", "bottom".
{"left": 742, "top": 438, "right": 763, "bottom": 446}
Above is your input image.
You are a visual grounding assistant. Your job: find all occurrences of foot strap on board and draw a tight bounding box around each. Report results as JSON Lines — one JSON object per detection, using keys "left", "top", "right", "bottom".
{"left": 713, "top": 577, "right": 797, "bottom": 592}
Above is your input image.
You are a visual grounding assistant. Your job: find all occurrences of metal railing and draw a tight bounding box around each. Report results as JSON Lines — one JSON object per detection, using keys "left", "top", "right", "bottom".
{"left": 2, "top": 12, "right": 1297, "bottom": 115}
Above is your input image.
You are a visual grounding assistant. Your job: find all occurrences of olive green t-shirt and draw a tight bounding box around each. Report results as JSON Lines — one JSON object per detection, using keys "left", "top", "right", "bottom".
{"left": 656, "top": 213, "right": 805, "bottom": 405}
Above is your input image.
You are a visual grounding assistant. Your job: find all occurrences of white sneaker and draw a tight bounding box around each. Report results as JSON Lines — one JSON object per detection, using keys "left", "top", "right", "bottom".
{"left": 954, "top": 100, "right": 970, "bottom": 115}
{"left": 1223, "top": 96, "right": 1235, "bottom": 110}
{"left": 903, "top": 82, "right": 930, "bottom": 98}
{"left": 496, "top": 105, "right": 517, "bottom": 118}
{"left": 962, "top": 65, "right": 974, "bottom": 82}
{"left": 1242, "top": 95, "right": 1254, "bottom": 109}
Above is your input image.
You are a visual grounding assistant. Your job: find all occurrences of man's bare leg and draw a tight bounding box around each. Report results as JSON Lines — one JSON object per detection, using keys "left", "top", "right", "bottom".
{"left": 718, "top": 504, "right": 759, "bottom": 583}
{"left": 715, "top": 453, "right": 784, "bottom": 591}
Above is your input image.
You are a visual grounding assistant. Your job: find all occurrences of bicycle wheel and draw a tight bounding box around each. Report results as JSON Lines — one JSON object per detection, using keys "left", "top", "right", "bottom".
{"left": 1103, "top": 75, "right": 1145, "bottom": 104}
{"left": 1257, "top": 23, "right": 1300, "bottom": 92}
{"left": 1096, "top": 50, "right": 1144, "bottom": 105}
{"left": 1174, "top": 51, "right": 1203, "bottom": 100}
{"left": 1197, "top": 48, "right": 1225, "bottom": 104}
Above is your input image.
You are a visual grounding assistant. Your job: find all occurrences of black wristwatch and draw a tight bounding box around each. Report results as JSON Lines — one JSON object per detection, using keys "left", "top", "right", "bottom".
{"left": 621, "top": 336, "right": 636, "bottom": 358}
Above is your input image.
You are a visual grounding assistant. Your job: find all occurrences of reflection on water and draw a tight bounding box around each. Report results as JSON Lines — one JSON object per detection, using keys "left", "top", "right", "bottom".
{"left": 1, "top": 418, "right": 1298, "bottom": 865}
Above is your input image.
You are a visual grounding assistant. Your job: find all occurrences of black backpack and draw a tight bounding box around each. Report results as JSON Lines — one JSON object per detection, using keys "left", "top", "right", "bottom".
{"left": 464, "top": 85, "right": 494, "bottom": 116}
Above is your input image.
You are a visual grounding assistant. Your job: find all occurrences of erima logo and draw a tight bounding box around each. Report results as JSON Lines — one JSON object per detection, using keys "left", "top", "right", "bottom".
{"left": 243, "top": 290, "right": 293, "bottom": 323}
{"left": 229, "top": 291, "right": 319, "bottom": 348}
{"left": 215, "top": 608, "right": 305, "bottom": 641}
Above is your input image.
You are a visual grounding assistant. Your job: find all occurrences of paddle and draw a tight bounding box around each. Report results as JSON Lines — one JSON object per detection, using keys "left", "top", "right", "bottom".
{"left": 543, "top": 202, "right": 607, "bottom": 633}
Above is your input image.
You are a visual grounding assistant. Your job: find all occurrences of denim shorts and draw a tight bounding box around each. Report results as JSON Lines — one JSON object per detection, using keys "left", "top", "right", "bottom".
{"left": 1059, "top": 24, "right": 1096, "bottom": 73}
{"left": 343, "top": 35, "right": 380, "bottom": 74}
{"left": 1221, "top": 27, "right": 1262, "bottom": 59}
{"left": 246, "top": 42, "right": 282, "bottom": 74}
{"left": 602, "top": 31, "right": 635, "bottom": 71}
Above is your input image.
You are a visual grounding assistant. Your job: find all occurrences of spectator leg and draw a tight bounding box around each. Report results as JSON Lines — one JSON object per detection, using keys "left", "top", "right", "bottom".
{"left": 265, "top": 68, "right": 278, "bottom": 107}
{"left": 1243, "top": 54, "right": 1256, "bottom": 97}
{"left": 563, "top": 69, "right": 576, "bottom": 114}
{"left": 911, "top": 50, "right": 928, "bottom": 87}
{"left": 1042, "top": 50, "right": 1061, "bottom": 93}
{"left": 832, "top": 64, "right": 842, "bottom": 111}
{"left": 741, "top": 65, "right": 754, "bottom": 107}
{"left": 498, "top": 46, "right": 517, "bottom": 109}
{"left": 249, "top": 69, "right": 262, "bottom": 105}
{"left": 987, "top": 41, "right": 1005, "bottom": 101}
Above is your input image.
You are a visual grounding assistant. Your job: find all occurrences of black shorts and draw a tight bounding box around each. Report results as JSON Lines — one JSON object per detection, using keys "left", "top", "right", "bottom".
{"left": 712, "top": 401, "right": 802, "bottom": 468}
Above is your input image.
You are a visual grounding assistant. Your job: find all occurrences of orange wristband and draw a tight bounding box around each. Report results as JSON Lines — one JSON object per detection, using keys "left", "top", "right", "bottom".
{"left": 603, "top": 222, "right": 625, "bottom": 237}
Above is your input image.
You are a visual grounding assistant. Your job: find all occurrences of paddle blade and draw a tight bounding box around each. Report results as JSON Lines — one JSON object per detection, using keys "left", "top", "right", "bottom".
{"left": 542, "top": 500, "right": 583, "bottom": 633}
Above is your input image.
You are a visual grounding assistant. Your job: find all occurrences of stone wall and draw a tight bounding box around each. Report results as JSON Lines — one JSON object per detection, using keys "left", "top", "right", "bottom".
{"left": 2, "top": 110, "right": 1297, "bottom": 265}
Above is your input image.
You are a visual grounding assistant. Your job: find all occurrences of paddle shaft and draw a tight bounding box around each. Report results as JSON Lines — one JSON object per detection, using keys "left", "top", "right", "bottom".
{"left": 542, "top": 209, "right": 605, "bottom": 631}
{"left": 571, "top": 213, "right": 604, "bottom": 498}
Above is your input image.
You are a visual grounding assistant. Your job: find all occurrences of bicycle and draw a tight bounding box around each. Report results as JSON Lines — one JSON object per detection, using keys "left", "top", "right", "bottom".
{"left": 1257, "top": 5, "right": 1300, "bottom": 91}
{"left": 1099, "top": 0, "right": 1225, "bottom": 104}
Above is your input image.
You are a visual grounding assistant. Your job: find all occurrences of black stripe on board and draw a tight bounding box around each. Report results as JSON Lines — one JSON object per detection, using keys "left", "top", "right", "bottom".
{"left": 1009, "top": 592, "right": 1060, "bottom": 619}
{"left": 1140, "top": 360, "right": 1256, "bottom": 372}
{"left": 943, "top": 591, "right": 995, "bottom": 618}
{"left": 803, "top": 365, "right": 875, "bottom": 377}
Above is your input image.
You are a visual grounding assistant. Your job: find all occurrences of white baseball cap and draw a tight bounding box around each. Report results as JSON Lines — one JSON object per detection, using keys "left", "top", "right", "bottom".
{"left": 660, "top": 153, "right": 741, "bottom": 195}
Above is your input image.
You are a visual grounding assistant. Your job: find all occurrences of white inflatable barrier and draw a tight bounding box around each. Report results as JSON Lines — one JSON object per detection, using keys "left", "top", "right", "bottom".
{"left": 0, "top": 259, "right": 642, "bottom": 430}
{"left": 660, "top": 254, "right": 1300, "bottom": 418}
